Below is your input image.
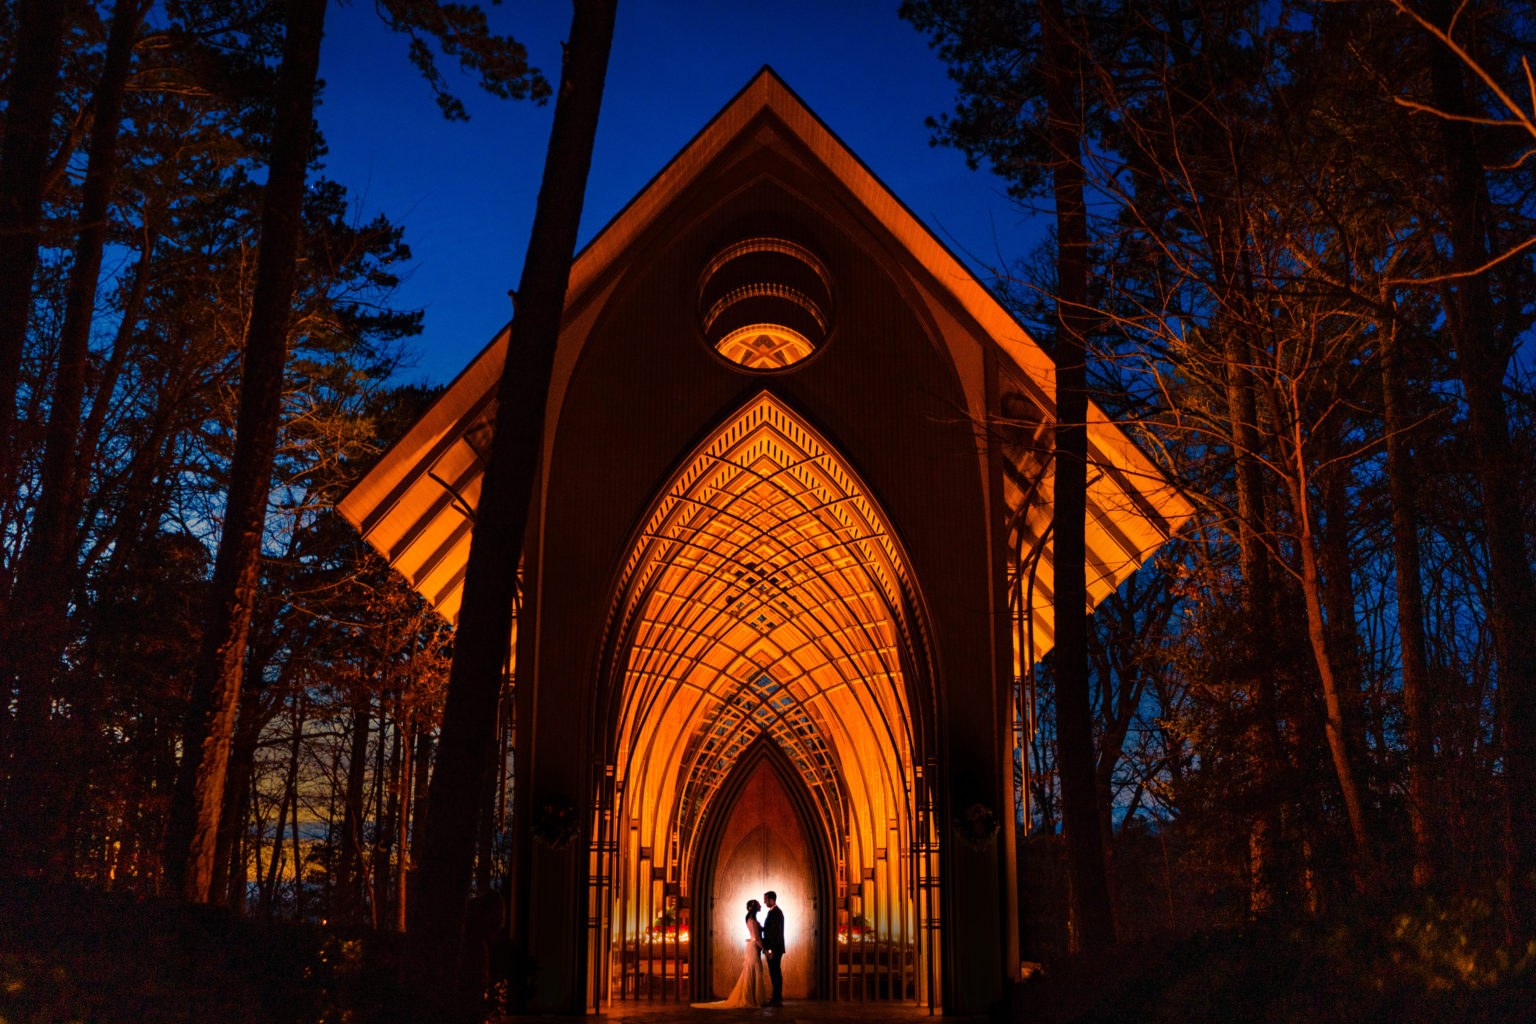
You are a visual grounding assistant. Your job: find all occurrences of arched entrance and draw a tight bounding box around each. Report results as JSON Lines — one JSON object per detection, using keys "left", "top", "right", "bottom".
{"left": 588, "top": 392, "right": 943, "bottom": 1009}
{"left": 336, "top": 69, "right": 1194, "bottom": 1016}
{"left": 691, "top": 736, "right": 833, "bottom": 1000}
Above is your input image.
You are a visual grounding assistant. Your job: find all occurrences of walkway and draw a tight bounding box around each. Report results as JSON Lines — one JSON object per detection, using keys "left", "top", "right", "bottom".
{"left": 503, "top": 1000, "right": 982, "bottom": 1023}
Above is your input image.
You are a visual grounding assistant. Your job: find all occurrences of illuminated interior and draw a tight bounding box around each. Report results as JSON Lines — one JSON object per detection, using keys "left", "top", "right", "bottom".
{"left": 332, "top": 70, "right": 1196, "bottom": 1015}
{"left": 712, "top": 322, "right": 818, "bottom": 370}
{"left": 588, "top": 391, "right": 941, "bottom": 1005}
{"left": 699, "top": 234, "right": 832, "bottom": 372}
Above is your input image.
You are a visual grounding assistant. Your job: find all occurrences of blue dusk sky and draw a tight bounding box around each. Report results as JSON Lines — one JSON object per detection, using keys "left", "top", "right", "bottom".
{"left": 316, "top": 0, "right": 1047, "bottom": 386}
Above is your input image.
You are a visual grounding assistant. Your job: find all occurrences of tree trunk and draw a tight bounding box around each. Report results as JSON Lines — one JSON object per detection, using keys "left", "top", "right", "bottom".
{"left": 396, "top": 720, "right": 415, "bottom": 932}
{"left": 411, "top": 731, "right": 434, "bottom": 852}
{"left": 1317, "top": 417, "right": 1367, "bottom": 742}
{"left": 0, "top": 0, "right": 76, "bottom": 884}
{"left": 261, "top": 724, "right": 300, "bottom": 916}
{"left": 377, "top": 706, "right": 404, "bottom": 929}
{"left": 164, "top": 0, "right": 328, "bottom": 903}
{"left": 255, "top": 799, "right": 274, "bottom": 913}
{"left": 340, "top": 687, "right": 372, "bottom": 921}
{"left": 2, "top": 0, "right": 136, "bottom": 879}
{"left": 0, "top": 0, "right": 69, "bottom": 521}
{"left": 1272, "top": 383, "right": 1376, "bottom": 882}
{"left": 75, "top": 218, "right": 158, "bottom": 523}
{"left": 210, "top": 635, "right": 275, "bottom": 906}
{"left": 290, "top": 733, "right": 306, "bottom": 921}
{"left": 1426, "top": 6, "right": 1536, "bottom": 919}
{"left": 1038, "top": 0, "right": 1115, "bottom": 953}
{"left": 8, "top": 0, "right": 149, "bottom": 718}
{"left": 228, "top": 775, "right": 253, "bottom": 911}
{"left": 406, "top": 728, "right": 433, "bottom": 920}
{"left": 1221, "top": 295, "right": 1287, "bottom": 915}
{"left": 209, "top": 702, "right": 258, "bottom": 906}
{"left": 368, "top": 689, "right": 388, "bottom": 926}
{"left": 323, "top": 715, "right": 342, "bottom": 911}
{"left": 410, "top": 0, "right": 616, "bottom": 1009}
{"left": 80, "top": 389, "right": 180, "bottom": 579}
{"left": 1381, "top": 320, "right": 1435, "bottom": 886}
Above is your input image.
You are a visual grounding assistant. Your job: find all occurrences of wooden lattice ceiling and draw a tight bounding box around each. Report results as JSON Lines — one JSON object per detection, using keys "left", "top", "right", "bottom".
{"left": 607, "top": 392, "right": 920, "bottom": 890}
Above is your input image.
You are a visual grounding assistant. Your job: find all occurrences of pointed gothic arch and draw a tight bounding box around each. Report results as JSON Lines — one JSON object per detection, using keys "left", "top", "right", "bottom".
{"left": 688, "top": 734, "right": 836, "bottom": 1000}
{"left": 587, "top": 390, "right": 944, "bottom": 1008}
{"left": 337, "top": 68, "right": 1192, "bottom": 1016}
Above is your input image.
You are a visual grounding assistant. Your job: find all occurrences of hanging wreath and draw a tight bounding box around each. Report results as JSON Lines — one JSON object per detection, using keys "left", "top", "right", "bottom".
{"left": 530, "top": 795, "right": 582, "bottom": 848}
{"left": 955, "top": 802, "right": 999, "bottom": 850}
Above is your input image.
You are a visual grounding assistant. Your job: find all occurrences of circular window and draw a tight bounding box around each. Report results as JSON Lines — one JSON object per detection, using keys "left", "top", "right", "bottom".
{"left": 699, "top": 235, "right": 832, "bottom": 371}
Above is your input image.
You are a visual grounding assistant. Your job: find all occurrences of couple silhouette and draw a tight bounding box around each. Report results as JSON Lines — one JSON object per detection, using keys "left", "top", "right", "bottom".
{"left": 693, "top": 890, "right": 785, "bottom": 1009}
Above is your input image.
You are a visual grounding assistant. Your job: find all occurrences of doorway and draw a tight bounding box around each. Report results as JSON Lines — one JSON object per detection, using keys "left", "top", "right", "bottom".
{"left": 694, "top": 739, "right": 830, "bottom": 999}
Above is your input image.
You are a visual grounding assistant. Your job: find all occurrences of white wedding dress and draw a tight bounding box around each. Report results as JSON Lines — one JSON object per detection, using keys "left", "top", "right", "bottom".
{"left": 692, "top": 916, "right": 772, "bottom": 1008}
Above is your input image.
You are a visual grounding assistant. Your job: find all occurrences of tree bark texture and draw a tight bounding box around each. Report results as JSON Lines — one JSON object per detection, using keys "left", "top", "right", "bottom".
{"left": 1038, "top": 0, "right": 1115, "bottom": 953}
{"left": 164, "top": 0, "right": 328, "bottom": 902}
{"left": 410, "top": 0, "right": 616, "bottom": 1007}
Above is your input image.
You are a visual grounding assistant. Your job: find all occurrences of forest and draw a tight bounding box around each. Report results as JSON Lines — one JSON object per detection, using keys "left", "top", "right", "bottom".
{"left": 2, "top": 0, "right": 1535, "bottom": 1021}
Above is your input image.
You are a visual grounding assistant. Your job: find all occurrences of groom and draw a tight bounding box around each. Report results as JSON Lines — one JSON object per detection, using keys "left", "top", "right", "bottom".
{"left": 761, "top": 891, "right": 785, "bottom": 1006}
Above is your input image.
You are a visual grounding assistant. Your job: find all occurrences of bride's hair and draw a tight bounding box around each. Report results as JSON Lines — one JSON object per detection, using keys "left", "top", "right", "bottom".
{"left": 745, "top": 899, "right": 761, "bottom": 918}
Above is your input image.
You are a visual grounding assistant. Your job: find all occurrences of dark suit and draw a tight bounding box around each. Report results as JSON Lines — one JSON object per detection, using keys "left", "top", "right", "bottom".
{"left": 762, "top": 904, "right": 785, "bottom": 1003}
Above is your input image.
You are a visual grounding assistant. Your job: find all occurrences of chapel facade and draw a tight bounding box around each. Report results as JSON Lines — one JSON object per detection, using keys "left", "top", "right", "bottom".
{"left": 340, "top": 69, "right": 1187, "bottom": 1014}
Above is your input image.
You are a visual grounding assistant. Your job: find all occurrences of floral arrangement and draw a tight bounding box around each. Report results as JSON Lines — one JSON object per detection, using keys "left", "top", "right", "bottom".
{"left": 837, "top": 914, "right": 873, "bottom": 944}
{"left": 530, "top": 795, "right": 582, "bottom": 848}
{"left": 646, "top": 911, "right": 689, "bottom": 943}
{"left": 954, "top": 801, "right": 999, "bottom": 850}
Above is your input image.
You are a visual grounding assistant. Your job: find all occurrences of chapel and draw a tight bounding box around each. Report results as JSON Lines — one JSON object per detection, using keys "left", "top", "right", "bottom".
{"left": 339, "top": 68, "right": 1188, "bottom": 1014}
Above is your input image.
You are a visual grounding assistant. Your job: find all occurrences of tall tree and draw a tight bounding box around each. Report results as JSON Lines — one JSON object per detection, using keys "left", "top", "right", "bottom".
{"left": 2, "top": 0, "right": 154, "bottom": 877}
{"left": 410, "top": 0, "right": 617, "bottom": 1009}
{"left": 0, "top": 0, "right": 70, "bottom": 521}
{"left": 1418, "top": 0, "right": 1536, "bottom": 916}
{"left": 904, "top": 0, "right": 1118, "bottom": 950}
{"left": 1379, "top": 308, "right": 1434, "bottom": 885}
{"left": 164, "top": 0, "right": 548, "bottom": 903}
{"left": 1037, "top": 0, "right": 1117, "bottom": 951}
{"left": 908, "top": 0, "right": 1492, "bottom": 904}
{"left": 164, "top": 0, "right": 331, "bottom": 901}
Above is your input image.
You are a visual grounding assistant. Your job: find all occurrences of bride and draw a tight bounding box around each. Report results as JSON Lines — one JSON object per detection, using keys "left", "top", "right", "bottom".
{"left": 692, "top": 899, "right": 773, "bottom": 1008}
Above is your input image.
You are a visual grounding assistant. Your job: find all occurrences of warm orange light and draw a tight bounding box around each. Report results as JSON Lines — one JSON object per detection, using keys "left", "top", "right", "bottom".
{"left": 606, "top": 393, "right": 922, "bottom": 991}
{"left": 642, "top": 927, "right": 690, "bottom": 944}
{"left": 713, "top": 322, "right": 818, "bottom": 369}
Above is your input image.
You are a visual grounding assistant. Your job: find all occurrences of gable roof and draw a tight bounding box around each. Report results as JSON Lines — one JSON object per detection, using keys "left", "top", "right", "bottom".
{"left": 337, "top": 67, "right": 1192, "bottom": 658}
